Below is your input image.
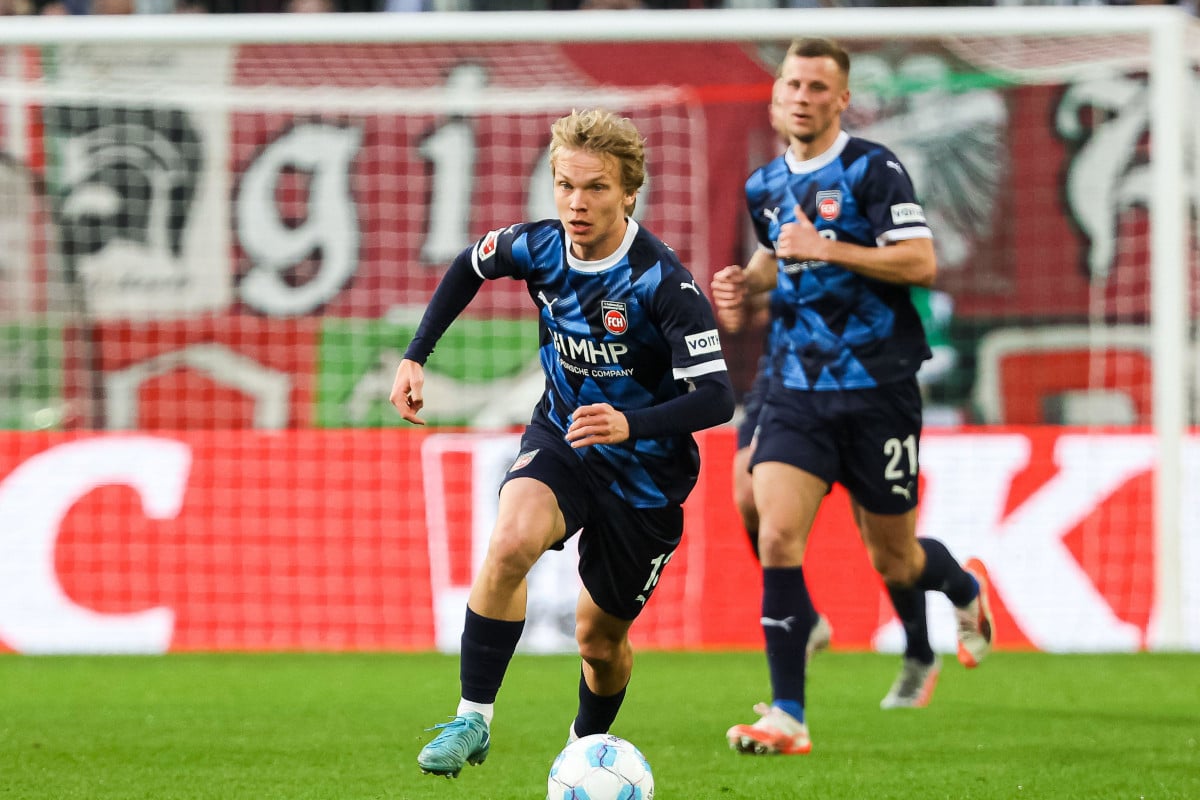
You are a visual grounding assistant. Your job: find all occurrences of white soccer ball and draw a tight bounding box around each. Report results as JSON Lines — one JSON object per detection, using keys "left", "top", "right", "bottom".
{"left": 546, "top": 733, "right": 655, "bottom": 800}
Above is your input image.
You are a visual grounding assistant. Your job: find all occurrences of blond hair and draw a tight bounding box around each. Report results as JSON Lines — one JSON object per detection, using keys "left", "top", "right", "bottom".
{"left": 549, "top": 109, "right": 646, "bottom": 212}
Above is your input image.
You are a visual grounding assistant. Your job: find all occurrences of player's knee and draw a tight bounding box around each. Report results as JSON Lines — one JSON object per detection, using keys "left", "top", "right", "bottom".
{"left": 873, "top": 552, "right": 921, "bottom": 586}
{"left": 575, "top": 627, "right": 624, "bottom": 668}
{"left": 484, "top": 526, "right": 545, "bottom": 580}
{"left": 755, "top": 526, "right": 804, "bottom": 565}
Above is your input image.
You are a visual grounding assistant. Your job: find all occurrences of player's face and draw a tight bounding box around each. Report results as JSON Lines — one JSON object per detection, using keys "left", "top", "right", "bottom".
{"left": 776, "top": 54, "right": 850, "bottom": 155}
{"left": 553, "top": 148, "right": 636, "bottom": 262}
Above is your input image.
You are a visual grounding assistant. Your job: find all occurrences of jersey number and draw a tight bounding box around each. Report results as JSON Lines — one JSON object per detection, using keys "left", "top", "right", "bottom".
{"left": 883, "top": 434, "right": 918, "bottom": 480}
{"left": 641, "top": 552, "right": 674, "bottom": 594}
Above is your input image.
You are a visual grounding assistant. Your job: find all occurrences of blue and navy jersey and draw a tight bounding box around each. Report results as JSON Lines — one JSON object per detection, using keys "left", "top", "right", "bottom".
{"left": 469, "top": 218, "right": 728, "bottom": 508}
{"left": 747, "top": 131, "right": 933, "bottom": 391}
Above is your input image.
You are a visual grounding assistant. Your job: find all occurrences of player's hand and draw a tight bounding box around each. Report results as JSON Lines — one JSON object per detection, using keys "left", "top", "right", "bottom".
{"left": 565, "top": 403, "right": 630, "bottom": 448}
{"left": 389, "top": 358, "right": 427, "bottom": 425}
{"left": 710, "top": 264, "right": 748, "bottom": 333}
{"left": 775, "top": 204, "right": 828, "bottom": 264}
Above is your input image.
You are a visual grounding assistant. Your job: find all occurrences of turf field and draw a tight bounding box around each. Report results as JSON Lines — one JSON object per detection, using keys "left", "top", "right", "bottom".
{"left": 2, "top": 651, "right": 1197, "bottom": 799}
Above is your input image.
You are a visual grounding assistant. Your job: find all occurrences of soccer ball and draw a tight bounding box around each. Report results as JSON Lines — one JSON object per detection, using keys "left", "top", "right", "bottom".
{"left": 547, "top": 733, "right": 655, "bottom": 800}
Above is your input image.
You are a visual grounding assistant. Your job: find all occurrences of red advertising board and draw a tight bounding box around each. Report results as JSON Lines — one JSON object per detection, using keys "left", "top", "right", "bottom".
{"left": 0, "top": 427, "right": 1172, "bottom": 654}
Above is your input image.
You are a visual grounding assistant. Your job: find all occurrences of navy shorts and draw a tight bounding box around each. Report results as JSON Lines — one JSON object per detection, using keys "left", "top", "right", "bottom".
{"left": 736, "top": 367, "right": 769, "bottom": 451}
{"left": 750, "top": 377, "right": 923, "bottom": 515}
{"left": 501, "top": 421, "right": 683, "bottom": 621}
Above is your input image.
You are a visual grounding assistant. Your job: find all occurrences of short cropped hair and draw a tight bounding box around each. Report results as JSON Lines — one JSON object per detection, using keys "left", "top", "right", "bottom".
{"left": 781, "top": 38, "right": 851, "bottom": 78}
{"left": 549, "top": 108, "right": 647, "bottom": 202}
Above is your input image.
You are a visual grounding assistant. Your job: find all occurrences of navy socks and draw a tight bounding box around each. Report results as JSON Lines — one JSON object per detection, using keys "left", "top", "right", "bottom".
{"left": 887, "top": 584, "right": 935, "bottom": 664}
{"left": 459, "top": 607, "right": 525, "bottom": 704}
{"left": 762, "top": 566, "right": 817, "bottom": 718}
{"left": 573, "top": 671, "right": 627, "bottom": 737}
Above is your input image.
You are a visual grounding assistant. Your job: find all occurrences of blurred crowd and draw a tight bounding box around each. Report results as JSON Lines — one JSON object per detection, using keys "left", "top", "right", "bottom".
{"left": 0, "top": 0, "right": 1194, "bottom": 16}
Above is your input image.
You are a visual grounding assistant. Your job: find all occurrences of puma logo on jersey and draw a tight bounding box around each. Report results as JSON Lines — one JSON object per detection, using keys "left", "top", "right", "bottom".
{"left": 680, "top": 280, "right": 700, "bottom": 295}
{"left": 886, "top": 160, "right": 905, "bottom": 174}
{"left": 537, "top": 291, "right": 559, "bottom": 312}
{"left": 891, "top": 482, "right": 914, "bottom": 501}
{"left": 763, "top": 207, "right": 781, "bottom": 225}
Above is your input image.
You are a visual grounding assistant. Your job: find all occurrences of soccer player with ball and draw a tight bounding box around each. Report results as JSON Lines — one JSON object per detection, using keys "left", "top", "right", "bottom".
{"left": 392, "top": 108, "right": 734, "bottom": 779}
{"left": 714, "top": 38, "right": 995, "bottom": 757}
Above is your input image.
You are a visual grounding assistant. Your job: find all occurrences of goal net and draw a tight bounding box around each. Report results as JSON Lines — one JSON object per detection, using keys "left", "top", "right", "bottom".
{"left": 0, "top": 8, "right": 1195, "bottom": 654}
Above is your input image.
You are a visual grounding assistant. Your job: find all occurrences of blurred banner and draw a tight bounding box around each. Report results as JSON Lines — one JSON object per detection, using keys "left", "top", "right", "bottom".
{"left": 3, "top": 40, "right": 1192, "bottom": 430}
{"left": 0, "top": 427, "right": 1192, "bottom": 655}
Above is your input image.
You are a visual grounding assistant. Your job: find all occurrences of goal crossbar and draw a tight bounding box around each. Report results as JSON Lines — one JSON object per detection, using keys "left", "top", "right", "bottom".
{"left": 0, "top": 7, "right": 1189, "bottom": 45}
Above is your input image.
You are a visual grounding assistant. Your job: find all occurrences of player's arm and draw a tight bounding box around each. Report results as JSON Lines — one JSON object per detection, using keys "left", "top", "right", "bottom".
{"left": 566, "top": 373, "right": 734, "bottom": 448}
{"left": 709, "top": 247, "right": 778, "bottom": 333}
{"left": 775, "top": 203, "right": 937, "bottom": 287}
{"left": 389, "top": 247, "right": 485, "bottom": 425}
{"left": 741, "top": 246, "right": 780, "bottom": 294}
{"left": 625, "top": 373, "right": 734, "bottom": 438}
{"left": 621, "top": 273, "right": 735, "bottom": 441}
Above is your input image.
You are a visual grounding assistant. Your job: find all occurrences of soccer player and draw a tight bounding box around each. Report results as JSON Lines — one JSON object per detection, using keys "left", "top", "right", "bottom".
{"left": 717, "top": 39, "right": 995, "bottom": 756}
{"left": 393, "top": 108, "right": 735, "bottom": 778}
{"left": 719, "top": 82, "right": 835, "bottom": 657}
{"left": 718, "top": 80, "right": 951, "bottom": 711}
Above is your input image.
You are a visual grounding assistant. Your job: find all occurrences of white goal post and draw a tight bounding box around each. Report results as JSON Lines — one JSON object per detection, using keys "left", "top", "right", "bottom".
{"left": 0, "top": 7, "right": 1195, "bottom": 653}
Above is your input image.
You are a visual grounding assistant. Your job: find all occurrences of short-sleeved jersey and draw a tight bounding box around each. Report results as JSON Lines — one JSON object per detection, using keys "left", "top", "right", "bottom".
{"left": 747, "top": 131, "right": 933, "bottom": 391}
{"left": 469, "top": 218, "right": 728, "bottom": 508}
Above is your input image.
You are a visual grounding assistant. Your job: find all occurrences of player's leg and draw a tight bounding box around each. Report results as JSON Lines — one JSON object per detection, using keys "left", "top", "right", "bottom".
{"left": 735, "top": 442, "right": 832, "bottom": 658}
{"left": 854, "top": 505, "right": 942, "bottom": 708}
{"left": 850, "top": 499, "right": 938, "bottom": 708}
{"left": 569, "top": 496, "right": 682, "bottom": 741}
{"left": 418, "top": 440, "right": 574, "bottom": 777}
{"left": 841, "top": 378, "right": 989, "bottom": 707}
{"left": 736, "top": 375, "right": 830, "bottom": 657}
{"left": 858, "top": 508, "right": 994, "bottom": 669}
{"left": 852, "top": 377, "right": 994, "bottom": 668}
{"left": 726, "top": 460, "right": 825, "bottom": 756}
{"left": 736, "top": 370, "right": 833, "bottom": 656}
{"left": 570, "top": 588, "right": 635, "bottom": 740}
{"left": 732, "top": 444, "right": 760, "bottom": 557}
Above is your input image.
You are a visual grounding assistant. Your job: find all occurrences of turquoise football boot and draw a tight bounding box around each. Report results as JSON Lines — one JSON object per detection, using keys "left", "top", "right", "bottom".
{"left": 417, "top": 712, "right": 490, "bottom": 778}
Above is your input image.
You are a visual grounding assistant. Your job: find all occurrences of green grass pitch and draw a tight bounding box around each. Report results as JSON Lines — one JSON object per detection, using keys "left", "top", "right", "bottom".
{"left": 2, "top": 651, "right": 1197, "bottom": 799}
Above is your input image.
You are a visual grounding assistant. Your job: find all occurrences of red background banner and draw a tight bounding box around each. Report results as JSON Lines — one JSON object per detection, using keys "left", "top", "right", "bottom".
{"left": 0, "top": 427, "right": 1160, "bottom": 654}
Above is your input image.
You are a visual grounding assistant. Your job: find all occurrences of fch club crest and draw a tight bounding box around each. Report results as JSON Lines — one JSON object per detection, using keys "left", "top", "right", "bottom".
{"left": 816, "top": 190, "right": 842, "bottom": 221}
{"left": 601, "top": 300, "right": 628, "bottom": 335}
